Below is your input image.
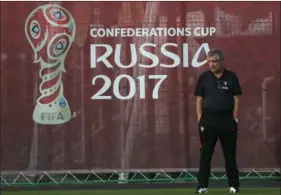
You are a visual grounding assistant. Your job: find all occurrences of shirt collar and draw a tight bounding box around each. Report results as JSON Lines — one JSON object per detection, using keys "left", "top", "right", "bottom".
{"left": 209, "top": 68, "right": 228, "bottom": 80}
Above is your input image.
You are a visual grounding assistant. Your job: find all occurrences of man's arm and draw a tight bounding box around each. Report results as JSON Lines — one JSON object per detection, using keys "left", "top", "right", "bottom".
{"left": 194, "top": 73, "right": 204, "bottom": 121}
{"left": 233, "top": 96, "right": 239, "bottom": 121}
{"left": 232, "top": 73, "right": 242, "bottom": 122}
{"left": 196, "top": 96, "right": 203, "bottom": 121}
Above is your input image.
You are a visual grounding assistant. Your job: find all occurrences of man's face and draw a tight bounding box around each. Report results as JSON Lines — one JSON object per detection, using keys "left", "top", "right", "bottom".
{"left": 207, "top": 55, "right": 222, "bottom": 73}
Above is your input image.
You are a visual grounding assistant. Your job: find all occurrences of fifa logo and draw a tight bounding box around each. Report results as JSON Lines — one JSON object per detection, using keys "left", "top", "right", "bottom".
{"left": 24, "top": 4, "right": 76, "bottom": 125}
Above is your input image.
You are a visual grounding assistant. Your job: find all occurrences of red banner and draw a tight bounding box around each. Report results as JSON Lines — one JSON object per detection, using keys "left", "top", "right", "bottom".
{"left": 0, "top": 2, "right": 280, "bottom": 171}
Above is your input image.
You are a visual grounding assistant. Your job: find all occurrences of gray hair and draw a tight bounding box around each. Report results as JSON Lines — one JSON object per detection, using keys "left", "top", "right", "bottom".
{"left": 207, "top": 49, "right": 224, "bottom": 61}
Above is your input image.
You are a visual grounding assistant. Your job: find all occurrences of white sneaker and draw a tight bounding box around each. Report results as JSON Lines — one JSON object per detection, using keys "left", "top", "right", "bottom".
{"left": 230, "top": 187, "right": 239, "bottom": 193}
{"left": 195, "top": 187, "right": 208, "bottom": 193}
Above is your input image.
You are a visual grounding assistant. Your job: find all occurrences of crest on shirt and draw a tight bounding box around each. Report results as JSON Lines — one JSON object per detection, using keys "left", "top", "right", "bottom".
{"left": 222, "top": 80, "right": 228, "bottom": 89}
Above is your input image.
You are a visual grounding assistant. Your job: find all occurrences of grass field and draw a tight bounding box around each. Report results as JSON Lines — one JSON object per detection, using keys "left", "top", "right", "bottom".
{"left": 3, "top": 188, "right": 280, "bottom": 195}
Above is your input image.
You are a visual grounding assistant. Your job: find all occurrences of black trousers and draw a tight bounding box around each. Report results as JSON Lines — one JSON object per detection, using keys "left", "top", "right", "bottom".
{"left": 197, "top": 112, "right": 239, "bottom": 188}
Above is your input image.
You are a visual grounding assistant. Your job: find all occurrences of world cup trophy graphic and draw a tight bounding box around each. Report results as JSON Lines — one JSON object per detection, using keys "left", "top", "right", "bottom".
{"left": 25, "top": 4, "right": 76, "bottom": 125}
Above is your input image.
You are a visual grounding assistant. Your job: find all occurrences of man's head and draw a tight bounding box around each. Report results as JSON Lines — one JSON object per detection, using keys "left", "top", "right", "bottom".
{"left": 207, "top": 49, "right": 224, "bottom": 73}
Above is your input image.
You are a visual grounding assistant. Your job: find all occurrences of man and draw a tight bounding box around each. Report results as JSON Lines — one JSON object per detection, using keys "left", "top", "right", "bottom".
{"left": 194, "top": 49, "right": 242, "bottom": 193}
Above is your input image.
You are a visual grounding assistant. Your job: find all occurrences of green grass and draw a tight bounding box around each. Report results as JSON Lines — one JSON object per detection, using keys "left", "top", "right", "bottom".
{"left": 2, "top": 188, "right": 280, "bottom": 195}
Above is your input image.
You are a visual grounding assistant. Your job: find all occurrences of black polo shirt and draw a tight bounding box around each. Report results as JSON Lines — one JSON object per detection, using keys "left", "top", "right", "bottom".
{"left": 194, "top": 69, "right": 242, "bottom": 113}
